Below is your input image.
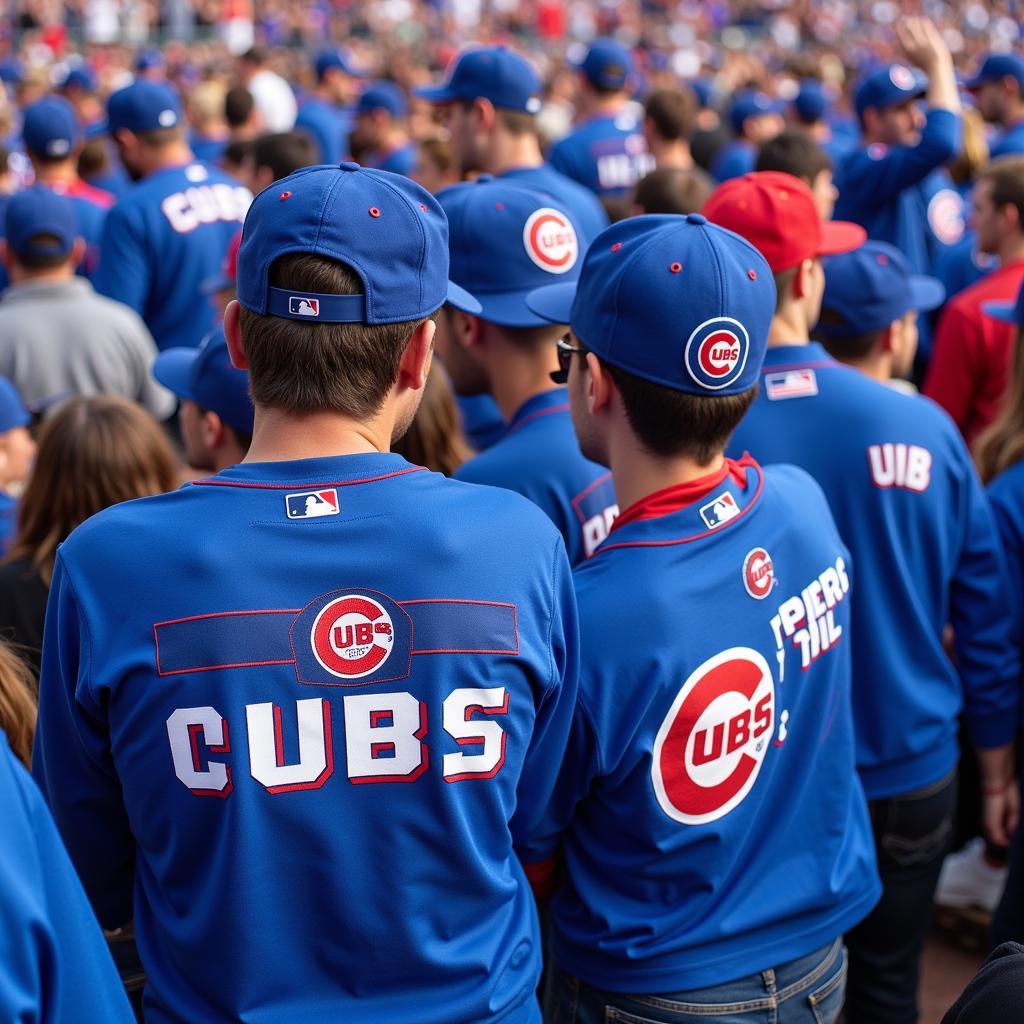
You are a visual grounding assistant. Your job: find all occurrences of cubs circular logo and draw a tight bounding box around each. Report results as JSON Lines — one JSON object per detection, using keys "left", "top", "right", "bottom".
{"left": 523, "top": 208, "right": 578, "bottom": 274}
{"left": 652, "top": 648, "right": 774, "bottom": 825}
{"left": 889, "top": 64, "right": 916, "bottom": 91}
{"left": 927, "top": 189, "right": 965, "bottom": 246}
{"left": 743, "top": 548, "right": 774, "bottom": 600}
{"left": 311, "top": 595, "right": 395, "bottom": 679}
{"left": 684, "top": 317, "right": 750, "bottom": 391}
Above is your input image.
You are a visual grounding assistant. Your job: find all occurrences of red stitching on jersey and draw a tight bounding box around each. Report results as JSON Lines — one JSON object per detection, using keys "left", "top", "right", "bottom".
{"left": 570, "top": 471, "right": 614, "bottom": 523}
{"left": 158, "top": 658, "right": 295, "bottom": 678}
{"left": 507, "top": 403, "right": 570, "bottom": 435}
{"left": 590, "top": 463, "right": 765, "bottom": 555}
{"left": 191, "top": 466, "right": 427, "bottom": 490}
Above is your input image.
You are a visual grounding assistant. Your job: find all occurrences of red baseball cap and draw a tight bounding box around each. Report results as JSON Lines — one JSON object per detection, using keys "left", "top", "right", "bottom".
{"left": 703, "top": 171, "right": 866, "bottom": 273}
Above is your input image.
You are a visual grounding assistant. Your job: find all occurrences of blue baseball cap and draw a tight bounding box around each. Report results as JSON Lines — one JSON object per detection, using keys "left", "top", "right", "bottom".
{"left": 855, "top": 64, "right": 927, "bottom": 119}
{"left": 438, "top": 178, "right": 582, "bottom": 328}
{"left": 357, "top": 81, "right": 407, "bottom": 118}
{"left": 0, "top": 378, "right": 29, "bottom": 434}
{"left": 816, "top": 241, "right": 945, "bottom": 339}
{"left": 575, "top": 38, "right": 633, "bottom": 92}
{"left": 153, "top": 328, "right": 254, "bottom": 435}
{"left": 690, "top": 78, "right": 716, "bottom": 110}
{"left": 237, "top": 163, "right": 480, "bottom": 323}
{"left": 964, "top": 53, "right": 1024, "bottom": 91}
{"left": 982, "top": 280, "right": 1024, "bottom": 325}
{"left": 526, "top": 213, "right": 775, "bottom": 395}
{"left": 100, "top": 79, "right": 181, "bottom": 135}
{"left": 60, "top": 66, "right": 97, "bottom": 94}
{"left": 315, "top": 48, "right": 364, "bottom": 81}
{"left": 729, "top": 90, "right": 785, "bottom": 134}
{"left": 22, "top": 96, "right": 79, "bottom": 159}
{"left": 0, "top": 59, "right": 23, "bottom": 85}
{"left": 414, "top": 47, "right": 542, "bottom": 114}
{"left": 4, "top": 186, "right": 77, "bottom": 261}
{"left": 794, "top": 79, "right": 829, "bottom": 122}
{"left": 135, "top": 47, "right": 164, "bottom": 73}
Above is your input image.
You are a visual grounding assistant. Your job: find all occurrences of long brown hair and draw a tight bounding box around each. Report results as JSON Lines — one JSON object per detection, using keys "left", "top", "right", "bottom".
{"left": 393, "top": 364, "right": 473, "bottom": 475}
{"left": 9, "top": 396, "right": 181, "bottom": 583}
{"left": 975, "top": 325, "right": 1024, "bottom": 484}
{"left": 0, "top": 641, "right": 36, "bottom": 767}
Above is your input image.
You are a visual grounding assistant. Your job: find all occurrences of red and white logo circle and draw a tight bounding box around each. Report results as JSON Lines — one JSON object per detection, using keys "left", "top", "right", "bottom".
{"left": 523, "top": 208, "right": 578, "bottom": 274}
{"left": 311, "top": 595, "right": 395, "bottom": 679}
{"left": 698, "top": 330, "right": 741, "bottom": 379}
{"left": 927, "top": 189, "right": 965, "bottom": 246}
{"left": 743, "top": 548, "right": 774, "bottom": 600}
{"left": 684, "top": 317, "right": 750, "bottom": 391}
{"left": 652, "top": 648, "right": 774, "bottom": 825}
{"left": 889, "top": 64, "right": 916, "bottom": 91}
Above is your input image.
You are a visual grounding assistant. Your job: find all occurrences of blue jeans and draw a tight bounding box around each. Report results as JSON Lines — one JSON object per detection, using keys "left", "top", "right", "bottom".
{"left": 543, "top": 939, "right": 846, "bottom": 1024}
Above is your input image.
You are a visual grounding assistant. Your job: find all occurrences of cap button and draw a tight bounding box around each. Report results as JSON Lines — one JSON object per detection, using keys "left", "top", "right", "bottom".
{"left": 476, "top": 173, "right": 495, "bottom": 183}
{"left": 686, "top": 213, "right": 707, "bottom": 226}
{"left": 338, "top": 161, "right": 360, "bottom": 171}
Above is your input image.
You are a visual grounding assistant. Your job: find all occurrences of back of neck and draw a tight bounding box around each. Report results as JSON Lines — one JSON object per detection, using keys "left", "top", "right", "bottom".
{"left": 767, "top": 307, "right": 812, "bottom": 348}
{"left": 243, "top": 408, "right": 389, "bottom": 463}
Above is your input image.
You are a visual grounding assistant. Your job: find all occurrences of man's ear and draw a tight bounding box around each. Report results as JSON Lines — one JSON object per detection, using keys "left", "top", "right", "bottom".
{"left": 452, "top": 309, "right": 483, "bottom": 352}
{"left": 397, "top": 317, "right": 436, "bottom": 392}
{"left": 223, "top": 300, "right": 249, "bottom": 370}
{"left": 201, "top": 410, "right": 226, "bottom": 449}
{"left": 586, "top": 351, "right": 615, "bottom": 414}
{"left": 792, "top": 258, "right": 814, "bottom": 300}
{"left": 474, "top": 97, "right": 496, "bottom": 133}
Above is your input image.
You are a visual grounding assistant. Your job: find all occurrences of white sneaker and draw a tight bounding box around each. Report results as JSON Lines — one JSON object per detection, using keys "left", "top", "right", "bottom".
{"left": 935, "top": 837, "right": 1008, "bottom": 913}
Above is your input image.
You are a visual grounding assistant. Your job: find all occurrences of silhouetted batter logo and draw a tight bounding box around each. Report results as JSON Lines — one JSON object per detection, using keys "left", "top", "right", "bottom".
{"left": 289, "top": 296, "right": 320, "bottom": 317}
{"left": 311, "top": 594, "right": 395, "bottom": 679}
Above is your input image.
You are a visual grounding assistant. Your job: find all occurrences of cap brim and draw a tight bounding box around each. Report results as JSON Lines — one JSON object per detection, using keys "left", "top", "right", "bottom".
{"left": 200, "top": 272, "right": 236, "bottom": 296}
{"left": 446, "top": 280, "right": 482, "bottom": 315}
{"left": 525, "top": 282, "right": 577, "bottom": 325}
{"left": 908, "top": 275, "right": 946, "bottom": 314}
{"left": 473, "top": 287, "right": 567, "bottom": 329}
{"left": 84, "top": 120, "right": 110, "bottom": 138}
{"left": 152, "top": 348, "right": 198, "bottom": 401}
{"left": 817, "top": 221, "right": 867, "bottom": 258}
{"left": 412, "top": 85, "right": 458, "bottom": 105}
{"left": 981, "top": 300, "right": 1021, "bottom": 325}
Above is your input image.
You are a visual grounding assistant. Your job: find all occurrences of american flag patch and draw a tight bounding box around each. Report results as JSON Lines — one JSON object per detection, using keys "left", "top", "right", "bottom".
{"left": 765, "top": 369, "right": 818, "bottom": 401}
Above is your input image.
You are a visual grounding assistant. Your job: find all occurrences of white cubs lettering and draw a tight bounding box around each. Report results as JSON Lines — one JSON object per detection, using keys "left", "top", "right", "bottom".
{"left": 246, "top": 698, "right": 333, "bottom": 794}
{"left": 161, "top": 184, "right": 252, "bottom": 234}
{"left": 769, "top": 557, "right": 850, "bottom": 673}
{"left": 442, "top": 688, "right": 510, "bottom": 782}
{"left": 343, "top": 692, "right": 428, "bottom": 783}
{"left": 868, "top": 444, "right": 932, "bottom": 492}
{"left": 652, "top": 647, "right": 774, "bottom": 825}
{"left": 582, "top": 504, "right": 619, "bottom": 557}
{"left": 167, "top": 706, "right": 232, "bottom": 797}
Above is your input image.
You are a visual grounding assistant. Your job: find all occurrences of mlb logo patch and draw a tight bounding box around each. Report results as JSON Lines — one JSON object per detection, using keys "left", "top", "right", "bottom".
{"left": 765, "top": 369, "right": 818, "bottom": 401}
{"left": 285, "top": 489, "right": 339, "bottom": 519}
{"left": 289, "top": 296, "right": 320, "bottom": 317}
{"left": 699, "top": 491, "right": 740, "bottom": 530}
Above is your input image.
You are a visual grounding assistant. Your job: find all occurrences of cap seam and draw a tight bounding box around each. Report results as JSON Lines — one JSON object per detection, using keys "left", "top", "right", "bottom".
{"left": 372, "top": 172, "right": 430, "bottom": 316}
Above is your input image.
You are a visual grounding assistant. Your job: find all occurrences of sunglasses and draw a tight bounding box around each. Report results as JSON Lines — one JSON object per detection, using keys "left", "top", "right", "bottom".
{"left": 551, "top": 335, "right": 585, "bottom": 385}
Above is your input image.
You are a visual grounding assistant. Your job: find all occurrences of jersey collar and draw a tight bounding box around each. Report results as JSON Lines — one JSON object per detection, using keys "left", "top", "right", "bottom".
{"left": 192, "top": 451, "right": 425, "bottom": 490}
{"left": 507, "top": 388, "right": 570, "bottom": 434}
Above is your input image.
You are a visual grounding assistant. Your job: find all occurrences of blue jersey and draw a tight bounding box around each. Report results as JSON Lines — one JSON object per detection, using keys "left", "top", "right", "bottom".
{"left": 1, "top": 732, "right": 134, "bottom": 1023}
{"left": 992, "top": 120, "right": 1024, "bottom": 159}
{"left": 988, "top": 460, "right": 1024, "bottom": 726}
{"left": 932, "top": 231, "right": 997, "bottom": 301}
{"left": 457, "top": 393, "right": 506, "bottom": 452}
{"left": 728, "top": 344, "right": 1019, "bottom": 798}
{"left": 454, "top": 389, "right": 618, "bottom": 564}
{"left": 93, "top": 162, "right": 251, "bottom": 350}
{"left": 295, "top": 98, "right": 353, "bottom": 164}
{"left": 525, "top": 458, "right": 879, "bottom": 991}
{"left": 498, "top": 164, "right": 609, "bottom": 244}
{"left": 549, "top": 112, "right": 655, "bottom": 197}
{"left": 711, "top": 139, "right": 757, "bottom": 182}
{"left": 189, "top": 134, "right": 228, "bottom": 164}
{"left": 367, "top": 141, "right": 418, "bottom": 177}
{"left": 33, "top": 452, "right": 578, "bottom": 1024}
{"left": 833, "top": 109, "right": 962, "bottom": 279}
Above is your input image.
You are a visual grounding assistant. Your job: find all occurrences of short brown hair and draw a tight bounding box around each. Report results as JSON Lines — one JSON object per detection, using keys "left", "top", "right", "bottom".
{"left": 10, "top": 396, "right": 180, "bottom": 584}
{"left": 600, "top": 353, "right": 757, "bottom": 462}
{"left": 456, "top": 99, "right": 536, "bottom": 138}
{"left": 978, "top": 156, "right": 1024, "bottom": 229}
{"left": 756, "top": 129, "right": 830, "bottom": 186}
{"left": 644, "top": 88, "right": 697, "bottom": 142}
{"left": 239, "top": 253, "right": 434, "bottom": 417}
{"left": 633, "top": 167, "right": 712, "bottom": 215}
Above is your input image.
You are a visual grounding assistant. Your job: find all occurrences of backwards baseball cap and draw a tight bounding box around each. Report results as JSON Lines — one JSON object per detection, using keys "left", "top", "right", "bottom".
{"left": 315, "top": 48, "right": 364, "bottom": 81}
{"left": 438, "top": 178, "right": 582, "bottom": 328}
{"left": 965, "top": 53, "right": 1024, "bottom": 91}
{"left": 0, "top": 377, "right": 30, "bottom": 434}
{"left": 526, "top": 213, "right": 775, "bottom": 395}
{"left": 794, "top": 79, "right": 829, "bottom": 123}
{"left": 982, "top": 279, "right": 1024, "bottom": 326}
{"left": 100, "top": 79, "right": 181, "bottom": 135}
{"left": 237, "top": 162, "right": 480, "bottom": 323}
{"left": 152, "top": 327, "right": 254, "bottom": 435}
{"left": 703, "top": 171, "right": 866, "bottom": 273}
{"left": 413, "top": 47, "right": 542, "bottom": 114}
{"left": 4, "top": 186, "right": 78, "bottom": 261}
{"left": 575, "top": 38, "right": 633, "bottom": 92}
{"left": 22, "top": 96, "right": 79, "bottom": 159}
{"left": 855, "top": 64, "right": 927, "bottom": 119}
{"left": 816, "top": 241, "right": 945, "bottom": 339}
{"left": 201, "top": 229, "right": 241, "bottom": 295}
{"left": 729, "top": 90, "right": 784, "bottom": 134}
{"left": 357, "top": 81, "right": 407, "bottom": 118}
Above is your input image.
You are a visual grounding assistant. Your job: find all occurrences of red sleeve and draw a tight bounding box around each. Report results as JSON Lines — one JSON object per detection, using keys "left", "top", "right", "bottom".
{"left": 923, "top": 301, "right": 982, "bottom": 435}
{"left": 520, "top": 854, "right": 559, "bottom": 902}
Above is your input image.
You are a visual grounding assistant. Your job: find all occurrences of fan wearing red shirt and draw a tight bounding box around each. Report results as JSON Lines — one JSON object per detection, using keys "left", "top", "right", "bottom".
{"left": 924, "top": 157, "right": 1024, "bottom": 443}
